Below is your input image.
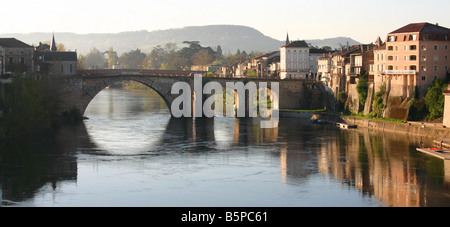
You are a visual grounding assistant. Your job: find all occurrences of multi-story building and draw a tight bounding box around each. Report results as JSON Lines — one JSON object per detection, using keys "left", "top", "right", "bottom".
{"left": 280, "top": 40, "right": 310, "bottom": 79}
{"left": 373, "top": 43, "right": 387, "bottom": 93}
{"left": 309, "top": 48, "right": 329, "bottom": 81}
{"left": 318, "top": 54, "right": 332, "bottom": 86}
{"left": 381, "top": 22, "right": 450, "bottom": 98}
{"left": 34, "top": 35, "right": 78, "bottom": 77}
{"left": 0, "top": 38, "right": 34, "bottom": 75}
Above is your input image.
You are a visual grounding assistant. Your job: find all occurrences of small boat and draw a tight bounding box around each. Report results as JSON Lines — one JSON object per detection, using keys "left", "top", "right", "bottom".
{"left": 309, "top": 119, "right": 327, "bottom": 125}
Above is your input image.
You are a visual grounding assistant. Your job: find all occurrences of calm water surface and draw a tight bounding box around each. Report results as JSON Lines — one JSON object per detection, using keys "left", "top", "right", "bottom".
{"left": 1, "top": 88, "right": 450, "bottom": 207}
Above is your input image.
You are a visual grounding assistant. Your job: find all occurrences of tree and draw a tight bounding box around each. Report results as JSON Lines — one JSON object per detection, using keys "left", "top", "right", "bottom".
{"left": 216, "top": 45, "right": 223, "bottom": 59}
{"left": 119, "top": 49, "right": 146, "bottom": 69}
{"left": 0, "top": 75, "right": 57, "bottom": 138}
{"left": 425, "top": 79, "right": 447, "bottom": 120}
{"left": 192, "top": 49, "right": 214, "bottom": 66}
{"left": 356, "top": 69, "right": 369, "bottom": 106}
{"left": 84, "top": 48, "right": 106, "bottom": 69}
{"left": 143, "top": 45, "right": 167, "bottom": 69}
{"left": 107, "top": 47, "right": 119, "bottom": 69}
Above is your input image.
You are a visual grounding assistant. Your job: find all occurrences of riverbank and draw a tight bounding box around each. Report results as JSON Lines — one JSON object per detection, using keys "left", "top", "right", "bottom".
{"left": 280, "top": 110, "right": 450, "bottom": 140}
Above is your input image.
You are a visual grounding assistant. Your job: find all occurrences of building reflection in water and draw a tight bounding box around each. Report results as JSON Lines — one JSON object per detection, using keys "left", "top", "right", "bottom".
{"left": 314, "top": 128, "right": 450, "bottom": 207}
{"left": 2, "top": 113, "right": 450, "bottom": 206}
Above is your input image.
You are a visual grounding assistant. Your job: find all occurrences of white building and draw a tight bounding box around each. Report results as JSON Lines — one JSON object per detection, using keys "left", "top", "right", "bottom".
{"left": 280, "top": 40, "right": 310, "bottom": 79}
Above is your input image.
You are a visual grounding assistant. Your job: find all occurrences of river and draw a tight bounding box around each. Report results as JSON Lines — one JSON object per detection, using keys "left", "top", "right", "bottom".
{"left": 1, "top": 87, "right": 450, "bottom": 207}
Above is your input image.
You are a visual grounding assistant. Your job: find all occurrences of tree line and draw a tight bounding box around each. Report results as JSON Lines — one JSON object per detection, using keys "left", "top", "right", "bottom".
{"left": 78, "top": 41, "right": 259, "bottom": 71}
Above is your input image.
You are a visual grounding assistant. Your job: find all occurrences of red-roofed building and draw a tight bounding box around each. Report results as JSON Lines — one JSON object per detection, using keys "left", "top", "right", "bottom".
{"left": 381, "top": 22, "right": 450, "bottom": 98}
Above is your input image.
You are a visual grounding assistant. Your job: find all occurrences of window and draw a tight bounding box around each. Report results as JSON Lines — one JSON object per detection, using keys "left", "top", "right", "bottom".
{"left": 388, "top": 56, "right": 394, "bottom": 61}
{"left": 434, "top": 45, "right": 439, "bottom": 51}
{"left": 424, "top": 35, "right": 431, "bottom": 40}
{"left": 388, "top": 36, "right": 396, "bottom": 42}
{"left": 61, "top": 64, "right": 64, "bottom": 73}
{"left": 410, "top": 65, "right": 417, "bottom": 71}
{"left": 70, "top": 64, "right": 73, "bottom": 73}
{"left": 422, "top": 76, "right": 426, "bottom": 81}
{"left": 388, "top": 46, "right": 394, "bottom": 51}
{"left": 422, "top": 56, "right": 427, "bottom": 61}
{"left": 409, "top": 35, "right": 417, "bottom": 41}
{"left": 388, "top": 65, "right": 394, "bottom": 70}
{"left": 434, "top": 66, "right": 439, "bottom": 71}
{"left": 422, "top": 66, "right": 427, "bottom": 71}
{"left": 20, "top": 57, "right": 25, "bottom": 65}
{"left": 422, "top": 45, "right": 427, "bottom": 50}
{"left": 410, "top": 45, "right": 417, "bottom": 50}
{"left": 410, "top": 55, "right": 417, "bottom": 61}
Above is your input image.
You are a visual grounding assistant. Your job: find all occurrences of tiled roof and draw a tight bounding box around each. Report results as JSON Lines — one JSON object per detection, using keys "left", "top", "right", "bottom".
{"left": 282, "top": 40, "right": 309, "bottom": 48}
{"left": 310, "top": 48, "right": 329, "bottom": 54}
{"left": 389, "top": 22, "right": 450, "bottom": 34}
{"left": 43, "top": 52, "right": 77, "bottom": 61}
{"left": 0, "top": 38, "right": 32, "bottom": 48}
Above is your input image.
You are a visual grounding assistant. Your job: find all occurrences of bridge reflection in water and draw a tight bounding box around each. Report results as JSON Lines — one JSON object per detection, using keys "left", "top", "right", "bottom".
{"left": 1, "top": 89, "right": 450, "bottom": 206}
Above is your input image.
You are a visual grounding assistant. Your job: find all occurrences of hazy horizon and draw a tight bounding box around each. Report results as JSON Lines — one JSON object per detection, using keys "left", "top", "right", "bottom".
{"left": 2, "top": 0, "right": 449, "bottom": 45}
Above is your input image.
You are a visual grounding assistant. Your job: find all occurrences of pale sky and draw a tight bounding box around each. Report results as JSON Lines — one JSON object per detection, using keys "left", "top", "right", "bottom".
{"left": 2, "top": 0, "right": 449, "bottom": 43}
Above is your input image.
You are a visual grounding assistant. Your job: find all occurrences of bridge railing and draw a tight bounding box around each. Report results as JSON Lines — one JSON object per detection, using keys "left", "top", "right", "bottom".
{"left": 78, "top": 69, "right": 319, "bottom": 82}
{"left": 79, "top": 69, "right": 208, "bottom": 77}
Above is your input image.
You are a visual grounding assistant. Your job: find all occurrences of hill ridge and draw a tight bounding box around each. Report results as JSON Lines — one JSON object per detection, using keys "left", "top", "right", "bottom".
{"left": 0, "top": 25, "right": 361, "bottom": 55}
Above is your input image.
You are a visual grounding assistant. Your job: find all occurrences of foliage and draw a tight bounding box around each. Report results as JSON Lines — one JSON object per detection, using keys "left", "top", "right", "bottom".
{"left": 119, "top": 49, "right": 146, "bottom": 69}
{"left": 372, "top": 83, "right": 386, "bottom": 118}
{"left": 337, "top": 91, "right": 347, "bottom": 103}
{"left": 356, "top": 69, "right": 368, "bottom": 106}
{"left": 337, "top": 90, "right": 347, "bottom": 112}
{"left": 424, "top": 79, "right": 447, "bottom": 120}
{"left": 408, "top": 97, "right": 428, "bottom": 121}
{"left": 246, "top": 69, "right": 257, "bottom": 77}
{"left": 0, "top": 75, "right": 57, "bottom": 139}
{"left": 83, "top": 48, "right": 107, "bottom": 69}
{"left": 107, "top": 47, "right": 119, "bottom": 69}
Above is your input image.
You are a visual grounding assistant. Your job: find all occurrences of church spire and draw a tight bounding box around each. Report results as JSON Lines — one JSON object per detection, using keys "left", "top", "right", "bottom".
{"left": 51, "top": 33, "right": 57, "bottom": 52}
{"left": 286, "top": 32, "right": 290, "bottom": 45}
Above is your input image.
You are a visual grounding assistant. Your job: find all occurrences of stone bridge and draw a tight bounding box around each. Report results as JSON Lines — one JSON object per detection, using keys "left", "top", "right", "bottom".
{"left": 49, "top": 69, "right": 332, "bottom": 118}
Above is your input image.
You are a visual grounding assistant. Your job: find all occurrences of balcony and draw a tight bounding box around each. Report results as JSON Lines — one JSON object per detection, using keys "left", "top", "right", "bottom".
{"left": 384, "top": 70, "right": 417, "bottom": 75}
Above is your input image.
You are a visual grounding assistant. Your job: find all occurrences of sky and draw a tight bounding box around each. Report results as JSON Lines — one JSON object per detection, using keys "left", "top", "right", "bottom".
{"left": 2, "top": 0, "right": 449, "bottom": 44}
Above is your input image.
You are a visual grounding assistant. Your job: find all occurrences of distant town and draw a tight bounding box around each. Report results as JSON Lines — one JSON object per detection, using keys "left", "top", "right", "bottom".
{"left": 1, "top": 22, "right": 450, "bottom": 124}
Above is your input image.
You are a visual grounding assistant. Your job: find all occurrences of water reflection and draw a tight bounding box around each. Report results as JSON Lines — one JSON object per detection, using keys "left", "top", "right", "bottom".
{"left": 1, "top": 88, "right": 450, "bottom": 206}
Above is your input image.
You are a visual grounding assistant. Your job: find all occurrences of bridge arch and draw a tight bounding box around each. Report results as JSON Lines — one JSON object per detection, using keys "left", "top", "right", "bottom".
{"left": 80, "top": 75, "right": 187, "bottom": 116}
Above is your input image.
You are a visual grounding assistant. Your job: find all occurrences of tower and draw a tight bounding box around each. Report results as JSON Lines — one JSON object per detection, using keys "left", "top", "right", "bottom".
{"left": 286, "top": 33, "right": 290, "bottom": 45}
{"left": 51, "top": 33, "right": 57, "bottom": 52}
